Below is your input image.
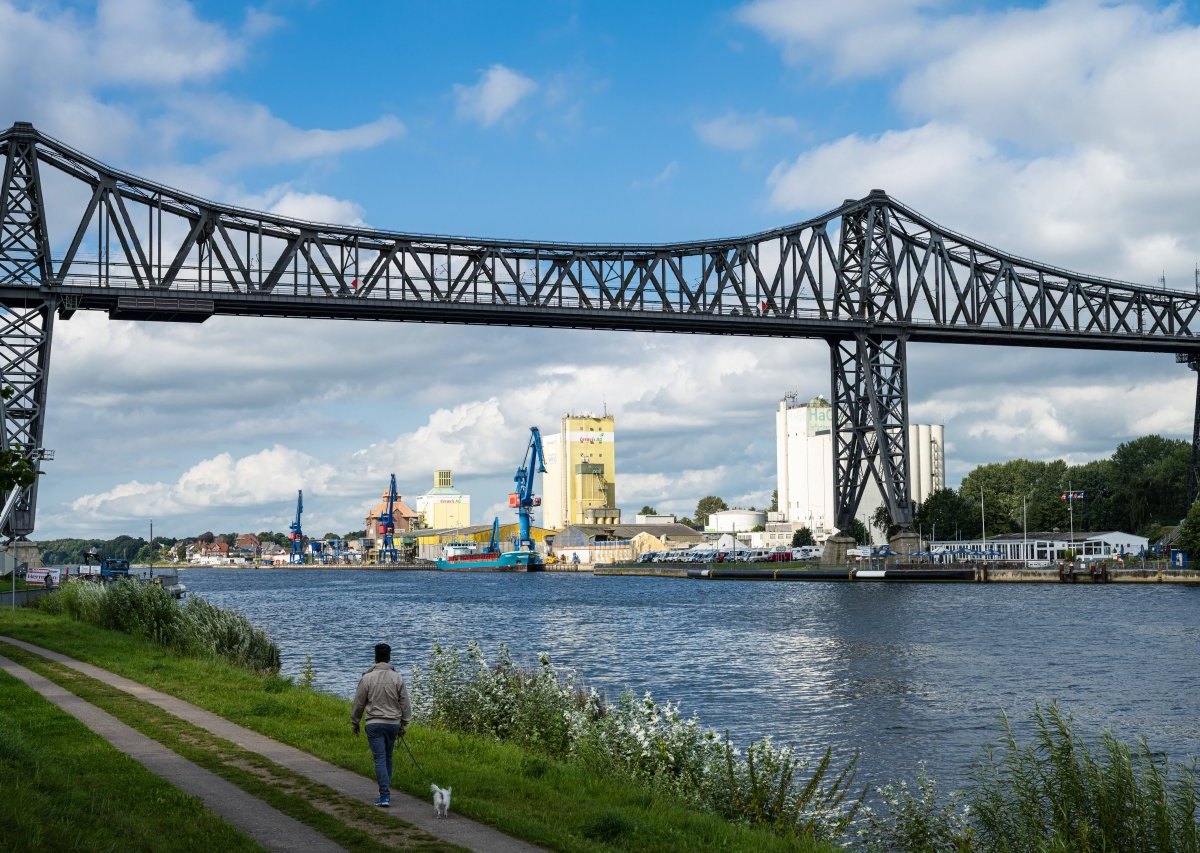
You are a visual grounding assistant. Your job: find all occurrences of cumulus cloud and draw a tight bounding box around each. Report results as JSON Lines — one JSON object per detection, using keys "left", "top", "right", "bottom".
{"left": 70, "top": 445, "right": 338, "bottom": 519}
{"left": 454, "top": 64, "right": 538, "bottom": 126}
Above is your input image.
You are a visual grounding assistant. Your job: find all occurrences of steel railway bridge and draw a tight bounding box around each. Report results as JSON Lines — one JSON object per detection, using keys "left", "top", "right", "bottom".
{"left": 3, "top": 120, "right": 1199, "bottom": 544}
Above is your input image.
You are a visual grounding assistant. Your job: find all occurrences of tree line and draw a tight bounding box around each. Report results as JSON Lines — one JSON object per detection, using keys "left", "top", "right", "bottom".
{"left": 879, "top": 435, "right": 1190, "bottom": 542}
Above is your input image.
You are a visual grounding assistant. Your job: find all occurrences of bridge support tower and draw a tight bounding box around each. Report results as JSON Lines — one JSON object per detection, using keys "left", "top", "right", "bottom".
{"left": 0, "top": 122, "right": 57, "bottom": 538}
{"left": 826, "top": 195, "right": 916, "bottom": 560}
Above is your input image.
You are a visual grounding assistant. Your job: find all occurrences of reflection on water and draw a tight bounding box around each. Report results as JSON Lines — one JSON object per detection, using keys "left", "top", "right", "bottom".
{"left": 182, "top": 569, "right": 1200, "bottom": 790}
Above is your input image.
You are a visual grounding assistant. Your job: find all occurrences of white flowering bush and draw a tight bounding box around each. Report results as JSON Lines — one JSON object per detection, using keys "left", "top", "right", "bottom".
{"left": 410, "top": 642, "right": 863, "bottom": 839}
{"left": 853, "top": 765, "right": 972, "bottom": 852}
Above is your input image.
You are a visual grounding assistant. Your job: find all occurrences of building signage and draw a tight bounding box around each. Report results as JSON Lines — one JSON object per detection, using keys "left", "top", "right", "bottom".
{"left": 568, "top": 431, "right": 614, "bottom": 445}
{"left": 806, "top": 403, "right": 832, "bottom": 437}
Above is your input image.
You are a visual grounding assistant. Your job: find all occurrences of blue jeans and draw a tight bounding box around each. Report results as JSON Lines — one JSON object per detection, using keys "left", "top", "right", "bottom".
{"left": 365, "top": 722, "right": 400, "bottom": 798}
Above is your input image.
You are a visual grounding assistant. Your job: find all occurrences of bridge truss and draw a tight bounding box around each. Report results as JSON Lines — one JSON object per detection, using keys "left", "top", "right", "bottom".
{"left": 2, "top": 120, "right": 1199, "bottom": 538}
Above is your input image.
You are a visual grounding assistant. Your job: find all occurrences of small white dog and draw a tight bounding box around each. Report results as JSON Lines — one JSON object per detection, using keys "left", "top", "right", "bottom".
{"left": 431, "top": 783, "right": 452, "bottom": 818}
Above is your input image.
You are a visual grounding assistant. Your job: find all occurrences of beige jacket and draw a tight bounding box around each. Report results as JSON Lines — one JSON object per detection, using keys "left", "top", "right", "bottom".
{"left": 350, "top": 662, "right": 412, "bottom": 729}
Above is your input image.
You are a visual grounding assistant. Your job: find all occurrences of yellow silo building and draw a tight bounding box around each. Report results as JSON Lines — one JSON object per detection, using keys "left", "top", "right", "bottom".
{"left": 541, "top": 414, "right": 619, "bottom": 529}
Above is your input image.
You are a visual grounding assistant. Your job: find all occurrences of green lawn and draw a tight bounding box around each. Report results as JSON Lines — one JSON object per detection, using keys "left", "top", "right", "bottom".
{"left": 0, "top": 666, "right": 260, "bottom": 852}
{"left": 0, "top": 606, "right": 840, "bottom": 853}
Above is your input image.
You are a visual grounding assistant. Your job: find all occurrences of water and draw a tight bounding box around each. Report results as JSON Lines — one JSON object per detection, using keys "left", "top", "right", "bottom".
{"left": 182, "top": 569, "right": 1200, "bottom": 791}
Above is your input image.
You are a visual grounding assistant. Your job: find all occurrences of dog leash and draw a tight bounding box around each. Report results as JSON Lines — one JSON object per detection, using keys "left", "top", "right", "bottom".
{"left": 399, "top": 734, "right": 435, "bottom": 784}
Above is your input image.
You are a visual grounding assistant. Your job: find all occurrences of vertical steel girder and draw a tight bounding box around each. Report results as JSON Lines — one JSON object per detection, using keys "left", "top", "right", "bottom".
{"left": 0, "top": 125, "right": 56, "bottom": 537}
{"left": 830, "top": 334, "right": 914, "bottom": 532}
{"left": 830, "top": 198, "right": 914, "bottom": 534}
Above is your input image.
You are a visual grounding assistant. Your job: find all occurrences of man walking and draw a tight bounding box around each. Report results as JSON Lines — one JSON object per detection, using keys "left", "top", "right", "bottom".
{"left": 351, "top": 642, "right": 412, "bottom": 807}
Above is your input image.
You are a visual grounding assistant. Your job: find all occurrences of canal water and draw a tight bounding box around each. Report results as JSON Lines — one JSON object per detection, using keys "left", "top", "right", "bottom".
{"left": 182, "top": 569, "right": 1200, "bottom": 791}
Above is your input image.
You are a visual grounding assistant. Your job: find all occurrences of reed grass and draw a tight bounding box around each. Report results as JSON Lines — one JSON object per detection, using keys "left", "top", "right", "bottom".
{"left": 40, "top": 579, "right": 280, "bottom": 672}
{"left": 969, "top": 703, "right": 1199, "bottom": 853}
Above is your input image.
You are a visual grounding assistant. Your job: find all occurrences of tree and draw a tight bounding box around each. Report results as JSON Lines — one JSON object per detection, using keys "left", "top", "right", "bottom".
{"left": 846, "top": 518, "right": 869, "bottom": 544}
{"left": 694, "top": 496, "right": 728, "bottom": 528}
{"left": 914, "top": 488, "right": 977, "bottom": 540}
{"left": 1176, "top": 500, "right": 1200, "bottom": 557}
{"left": 870, "top": 504, "right": 900, "bottom": 540}
{"left": 638, "top": 505, "right": 658, "bottom": 516}
{"left": 197, "top": 531, "right": 215, "bottom": 544}
{"left": 769, "top": 489, "right": 778, "bottom": 513}
{"left": 791, "top": 527, "right": 814, "bottom": 547}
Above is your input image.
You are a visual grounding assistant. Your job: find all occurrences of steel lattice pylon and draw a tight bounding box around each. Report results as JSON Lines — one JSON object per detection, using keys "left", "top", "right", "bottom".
{"left": 0, "top": 125, "right": 56, "bottom": 537}
{"left": 830, "top": 334, "right": 913, "bottom": 532}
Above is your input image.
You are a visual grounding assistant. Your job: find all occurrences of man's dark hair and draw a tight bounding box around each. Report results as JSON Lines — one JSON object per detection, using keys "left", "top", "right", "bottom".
{"left": 374, "top": 643, "right": 391, "bottom": 663}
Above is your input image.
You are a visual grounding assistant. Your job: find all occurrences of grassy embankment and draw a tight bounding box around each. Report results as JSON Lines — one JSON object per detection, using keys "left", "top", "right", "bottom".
{"left": 0, "top": 606, "right": 838, "bottom": 853}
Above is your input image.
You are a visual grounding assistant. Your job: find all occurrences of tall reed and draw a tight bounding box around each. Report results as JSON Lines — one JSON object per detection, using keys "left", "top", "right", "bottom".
{"left": 40, "top": 579, "right": 280, "bottom": 673}
{"left": 970, "top": 703, "right": 1199, "bottom": 853}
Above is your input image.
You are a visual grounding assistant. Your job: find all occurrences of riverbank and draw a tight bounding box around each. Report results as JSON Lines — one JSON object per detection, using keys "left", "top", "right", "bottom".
{"left": 595, "top": 562, "right": 1200, "bottom": 583}
{"left": 0, "top": 606, "right": 836, "bottom": 853}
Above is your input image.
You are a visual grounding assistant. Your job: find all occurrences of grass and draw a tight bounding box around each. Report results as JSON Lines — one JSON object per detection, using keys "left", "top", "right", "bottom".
{"left": 0, "top": 607, "right": 839, "bottom": 853}
{"left": 0, "top": 666, "right": 261, "bottom": 853}
{"left": 0, "top": 643, "right": 458, "bottom": 853}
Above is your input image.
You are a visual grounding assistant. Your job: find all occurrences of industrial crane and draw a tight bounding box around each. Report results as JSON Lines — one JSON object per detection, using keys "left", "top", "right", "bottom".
{"left": 288, "top": 490, "right": 305, "bottom": 564}
{"left": 508, "top": 427, "right": 546, "bottom": 552}
{"left": 376, "top": 474, "right": 399, "bottom": 564}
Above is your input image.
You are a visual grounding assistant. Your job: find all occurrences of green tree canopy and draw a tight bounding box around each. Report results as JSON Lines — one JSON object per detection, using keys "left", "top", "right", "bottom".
{"left": 791, "top": 527, "right": 814, "bottom": 548}
{"left": 694, "top": 496, "right": 728, "bottom": 528}
{"left": 638, "top": 505, "right": 658, "bottom": 516}
{"left": 846, "top": 518, "right": 870, "bottom": 545}
{"left": 914, "top": 488, "right": 979, "bottom": 540}
{"left": 1176, "top": 500, "right": 1200, "bottom": 557}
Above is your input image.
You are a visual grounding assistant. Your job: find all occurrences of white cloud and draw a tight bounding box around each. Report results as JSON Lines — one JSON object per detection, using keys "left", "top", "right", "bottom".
{"left": 454, "top": 64, "right": 538, "bottom": 126}
{"left": 695, "top": 112, "right": 799, "bottom": 151}
{"left": 70, "top": 445, "right": 338, "bottom": 520}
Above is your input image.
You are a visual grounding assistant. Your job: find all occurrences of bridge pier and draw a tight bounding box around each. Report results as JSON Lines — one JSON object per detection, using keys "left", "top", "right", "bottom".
{"left": 0, "top": 123, "right": 56, "bottom": 538}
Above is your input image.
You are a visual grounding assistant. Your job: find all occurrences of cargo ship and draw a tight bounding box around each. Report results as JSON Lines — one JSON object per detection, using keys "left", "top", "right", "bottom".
{"left": 436, "top": 541, "right": 543, "bottom": 572}
{"left": 436, "top": 427, "right": 548, "bottom": 572}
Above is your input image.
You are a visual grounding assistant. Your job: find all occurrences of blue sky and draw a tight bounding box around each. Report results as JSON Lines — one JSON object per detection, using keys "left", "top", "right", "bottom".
{"left": 4, "top": 0, "right": 1200, "bottom": 539}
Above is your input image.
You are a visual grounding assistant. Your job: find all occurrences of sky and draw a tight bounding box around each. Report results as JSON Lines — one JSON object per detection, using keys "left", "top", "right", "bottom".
{"left": 3, "top": 0, "right": 1200, "bottom": 540}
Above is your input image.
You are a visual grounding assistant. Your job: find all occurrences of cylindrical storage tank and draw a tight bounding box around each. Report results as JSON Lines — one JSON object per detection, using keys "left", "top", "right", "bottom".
{"left": 710, "top": 509, "right": 767, "bottom": 532}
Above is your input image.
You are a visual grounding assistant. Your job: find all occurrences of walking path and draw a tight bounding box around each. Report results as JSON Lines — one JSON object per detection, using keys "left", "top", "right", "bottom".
{"left": 0, "top": 636, "right": 545, "bottom": 853}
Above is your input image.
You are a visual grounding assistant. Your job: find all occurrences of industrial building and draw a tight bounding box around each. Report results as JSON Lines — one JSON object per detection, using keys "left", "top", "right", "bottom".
{"left": 776, "top": 394, "right": 945, "bottom": 542}
{"left": 363, "top": 485, "right": 419, "bottom": 548}
{"left": 553, "top": 522, "right": 704, "bottom": 564}
{"left": 411, "top": 523, "right": 554, "bottom": 562}
{"left": 415, "top": 469, "right": 471, "bottom": 529}
{"left": 541, "top": 413, "right": 620, "bottom": 529}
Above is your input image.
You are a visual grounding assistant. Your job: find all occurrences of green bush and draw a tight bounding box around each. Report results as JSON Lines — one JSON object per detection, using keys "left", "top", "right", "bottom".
{"left": 39, "top": 580, "right": 279, "bottom": 673}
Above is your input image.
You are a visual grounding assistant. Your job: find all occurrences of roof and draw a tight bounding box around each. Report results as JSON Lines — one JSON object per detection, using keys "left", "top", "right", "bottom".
{"left": 424, "top": 486, "right": 464, "bottom": 496}
{"left": 559, "top": 523, "right": 704, "bottom": 540}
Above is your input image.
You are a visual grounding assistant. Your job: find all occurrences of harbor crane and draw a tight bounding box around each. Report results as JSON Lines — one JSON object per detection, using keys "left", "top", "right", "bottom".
{"left": 288, "top": 490, "right": 305, "bottom": 564}
{"left": 376, "top": 475, "right": 400, "bottom": 564}
{"left": 508, "top": 427, "right": 546, "bottom": 552}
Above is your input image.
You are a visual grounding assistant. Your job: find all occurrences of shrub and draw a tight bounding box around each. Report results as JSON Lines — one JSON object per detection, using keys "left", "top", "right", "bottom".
{"left": 40, "top": 580, "right": 279, "bottom": 673}
{"left": 410, "top": 642, "right": 863, "bottom": 840}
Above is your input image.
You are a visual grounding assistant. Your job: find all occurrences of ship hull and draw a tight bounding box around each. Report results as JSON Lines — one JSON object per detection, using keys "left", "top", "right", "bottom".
{"left": 435, "top": 550, "right": 544, "bottom": 572}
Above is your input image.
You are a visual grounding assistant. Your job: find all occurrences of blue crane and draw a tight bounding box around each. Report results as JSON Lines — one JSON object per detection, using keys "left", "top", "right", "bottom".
{"left": 376, "top": 474, "right": 399, "bottom": 564}
{"left": 508, "top": 427, "right": 546, "bottom": 552}
{"left": 288, "top": 490, "right": 305, "bottom": 564}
